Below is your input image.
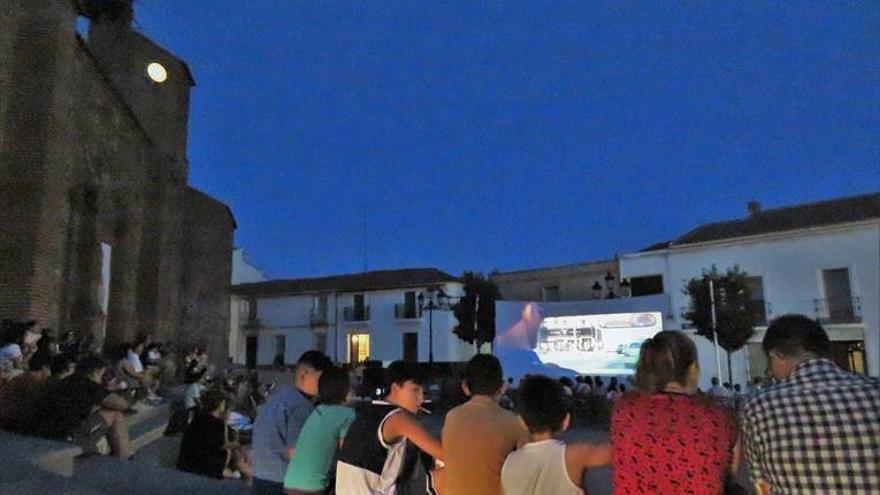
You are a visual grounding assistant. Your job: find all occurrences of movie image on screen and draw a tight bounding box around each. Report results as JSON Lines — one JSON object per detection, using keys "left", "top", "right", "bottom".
{"left": 493, "top": 303, "right": 663, "bottom": 380}
{"left": 534, "top": 312, "right": 661, "bottom": 375}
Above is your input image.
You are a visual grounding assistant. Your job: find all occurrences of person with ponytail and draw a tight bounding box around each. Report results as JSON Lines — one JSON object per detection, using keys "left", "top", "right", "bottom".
{"left": 610, "top": 331, "right": 740, "bottom": 494}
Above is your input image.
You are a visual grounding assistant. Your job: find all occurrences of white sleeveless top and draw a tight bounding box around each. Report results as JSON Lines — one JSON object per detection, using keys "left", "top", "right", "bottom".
{"left": 501, "top": 439, "right": 583, "bottom": 495}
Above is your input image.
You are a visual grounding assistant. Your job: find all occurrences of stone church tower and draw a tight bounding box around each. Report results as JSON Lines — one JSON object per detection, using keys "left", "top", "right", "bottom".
{"left": 0, "top": 0, "right": 235, "bottom": 360}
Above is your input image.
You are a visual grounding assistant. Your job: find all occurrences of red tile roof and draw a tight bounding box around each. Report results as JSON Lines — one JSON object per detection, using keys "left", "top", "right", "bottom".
{"left": 642, "top": 192, "right": 879, "bottom": 251}
{"left": 232, "top": 268, "right": 460, "bottom": 296}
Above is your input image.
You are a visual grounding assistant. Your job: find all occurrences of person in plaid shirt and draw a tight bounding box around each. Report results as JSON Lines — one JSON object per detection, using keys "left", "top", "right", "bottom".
{"left": 741, "top": 314, "right": 880, "bottom": 495}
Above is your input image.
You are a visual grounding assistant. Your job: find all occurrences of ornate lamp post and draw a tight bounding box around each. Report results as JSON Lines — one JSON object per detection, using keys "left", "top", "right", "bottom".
{"left": 592, "top": 272, "right": 620, "bottom": 299}
{"left": 417, "top": 288, "right": 449, "bottom": 365}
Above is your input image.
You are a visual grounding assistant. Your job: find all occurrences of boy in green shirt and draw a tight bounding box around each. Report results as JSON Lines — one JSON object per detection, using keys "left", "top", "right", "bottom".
{"left": 284, "top": 366, "right": 355, "bottom": 494}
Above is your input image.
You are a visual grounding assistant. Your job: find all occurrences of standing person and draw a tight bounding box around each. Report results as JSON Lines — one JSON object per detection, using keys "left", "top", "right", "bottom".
{"left": 252, "top": 350, "right": 332, "bottom": 494}
{"left": 708, "top": 376, "right": 728, "bottom": 398}
{"left": 336, "top": 361, "right": 444, "bottom": 495}
{"left": 741, "top": 315, "right": 880, "bottom": 495}
{"left": 284, "top": 366, "right": 356, "bottom": 494}
{"left": 611, "top": 331, "right": 738, "bottom": 495}
{"left": 501, "top": 375, "right": 611, "bottom": 495}
{"left": 441, "top": 354, "right": 527, "bottom": 495}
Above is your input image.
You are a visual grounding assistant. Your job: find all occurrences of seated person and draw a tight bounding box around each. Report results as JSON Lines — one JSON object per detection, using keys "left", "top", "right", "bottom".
{"left": 47, "top": 353, "right": 77, "bottom": 385}
{"left": 177, "top": 388, "right": 239, "bottom": 479}
{"left": 183, "top": 367, "right": 208, "bottom": 419}
{"left": 0, "top": 321, "right": 32, "bottom": 380}
{"left": 0, "top": 352, "right": 52, "bottom": 432}
{"left": 117, "top": 341, "right": 160, "bottom": 402}
{"left": 284, "top": 365, "right": 356, "bottom": 494}
{"left": 336, "top": 361, "right": 444, "bottom": 495}
{"left": 501, "top": 375, "right": 611, "bottom": 495}
{"left": 37, "top": 354, "right": 133, "bottom": 458}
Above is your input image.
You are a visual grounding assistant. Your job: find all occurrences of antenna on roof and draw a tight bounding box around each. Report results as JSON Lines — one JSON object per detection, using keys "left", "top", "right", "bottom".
{"left": 362, "top": 206, "right": 368, "bottom": 273}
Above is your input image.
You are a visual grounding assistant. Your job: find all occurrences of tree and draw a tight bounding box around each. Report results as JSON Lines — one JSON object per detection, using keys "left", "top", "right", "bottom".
{"left": 453, "top": 271, "right": 501, "bottom": 349}
{"left": 683, "top": 265, "right": 756, "bottom": 385}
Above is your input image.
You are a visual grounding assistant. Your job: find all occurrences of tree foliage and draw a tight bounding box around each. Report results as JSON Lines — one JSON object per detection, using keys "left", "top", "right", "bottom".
{"left": 453, "top": 271, "right": 501, "bottom": 347}
{"left": 683, "top": 265, "right": 756, "bottom": 383}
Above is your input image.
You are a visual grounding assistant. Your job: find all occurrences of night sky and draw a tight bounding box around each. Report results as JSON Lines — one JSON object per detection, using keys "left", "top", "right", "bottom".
{"left": 130, "top": 1, "right": 879, "bottom": 279}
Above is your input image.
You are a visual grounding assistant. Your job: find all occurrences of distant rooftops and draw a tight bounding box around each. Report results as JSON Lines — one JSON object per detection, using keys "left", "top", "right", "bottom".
{"left": 232, "top": 268, "right": 460, "bottom": 296}
{"left": 642, "top": 192, "right": 879, "bottom": 252}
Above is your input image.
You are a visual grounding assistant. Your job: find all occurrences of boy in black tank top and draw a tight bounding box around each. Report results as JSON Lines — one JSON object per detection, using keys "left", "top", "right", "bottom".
{"left": 336, "top": 361, "right": 445, "bottom": 495}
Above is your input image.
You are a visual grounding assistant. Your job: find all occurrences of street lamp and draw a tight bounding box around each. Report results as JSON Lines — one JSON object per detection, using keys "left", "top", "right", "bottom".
{"left": 593, "top": 272, "right": 619, "bottom": 299}
{"left": 591, "top": 282, "right": 603, "bottom": 300}
{"left": 417, "top": 288, "right": 449, "bottom": 365}
{"left": 604, "top": 271, "right": 615, "bottom": 290}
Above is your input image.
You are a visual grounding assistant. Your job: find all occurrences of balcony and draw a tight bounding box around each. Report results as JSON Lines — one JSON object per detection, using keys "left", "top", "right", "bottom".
{"left": 394, "top": 304, "right": 420, "bottom": 320}
{"left": 747, "top": 299, "right": 769, "bottom": 326}
{"left": 814, "top": 297, "right": 862, "bottom": 324}
{"left": 310, "top": 308, "right": 329, "bottom": 326}
{"left": 343, "top": 306, "right": 370, "bottom": 322}
{"left": 242, "top": 317, "right": 262, "bottom": 330}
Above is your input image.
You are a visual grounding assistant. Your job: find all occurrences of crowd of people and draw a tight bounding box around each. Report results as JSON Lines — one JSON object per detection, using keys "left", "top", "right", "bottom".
{"left": 3, "top": 313, "right": 879, "bottom": 494}
{"left": 0, "top": 319, "right": 210, "bottom": 460}
{"left": 239, "top": 313, "right": 878, "bottom": 495}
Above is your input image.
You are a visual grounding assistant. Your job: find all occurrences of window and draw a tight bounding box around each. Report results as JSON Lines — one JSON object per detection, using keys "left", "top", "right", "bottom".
{"left": 542, "top": 286, "right": 560, "bottom": 302}
{"left": 403, "top": 333, "right": 418, "bottom": 362}
{"left": 314, "top": 332, "right": 327, "bottom": 354}
{"left": 832, "top": 341, "right": 865, "bottom": 375}
{"left": 247, "top": 299, "right": 258, "bottom": 322}
{"left": 745, "top": 276, "right": 767, "bottom": 325}
{"left": 314, "top": 294, "right": 328, "bottom": 316}
{"left": 275, "top": 335, "right": 286, "bottom": 361}
{"left": 821, "top": 268, "right": 856, "bottom": 322}
{"left": 404, "top": 291, "right": 417, "bottom": 314}
{"left": 630, "top": 275, "right": 664, "bottom": 296}
{"left": 354, "top": 294, "right": 367, "bottom": 320}
{"left": 349, "top": 333, "right": 370, "bottom": 364}
{"left": 396, "top": 292, "right": 419, "bottom": 319}
{"left": 311, "top": 294, "right": 329, "bottom": 325}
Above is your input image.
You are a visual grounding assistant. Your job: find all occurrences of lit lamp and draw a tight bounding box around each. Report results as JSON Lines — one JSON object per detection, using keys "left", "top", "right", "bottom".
{"left": 146, "top": 62, "right": 167, "bottom": 83}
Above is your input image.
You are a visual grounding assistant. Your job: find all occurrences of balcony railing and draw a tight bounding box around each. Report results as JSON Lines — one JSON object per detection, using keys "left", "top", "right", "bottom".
{"left": 242, "top": 317, "right": 262, "bottom": 330}
{"left": 343, "top": 306, "right": 370, "bottom": 322}
{"left": 814, "top": 297, "right": 862, "bottom": 324}
{"left": 747, "top": 299, "right": 769, "bottom": 326}
{"left": 310, "top": 308, "right": 328, "bottom": 326}
{"left": 394, "top": 304, "right": 420, "bottom": 320}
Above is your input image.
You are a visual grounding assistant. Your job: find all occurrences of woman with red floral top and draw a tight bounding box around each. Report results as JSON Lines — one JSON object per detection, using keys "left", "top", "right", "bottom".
{"left": 611, "top": 331, "right": 739, "bottom": 495}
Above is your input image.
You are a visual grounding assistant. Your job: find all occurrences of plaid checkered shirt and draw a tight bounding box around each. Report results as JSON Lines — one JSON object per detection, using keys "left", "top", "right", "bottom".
{"left": 741, "top": 358, "right": 880, "bottom": 494}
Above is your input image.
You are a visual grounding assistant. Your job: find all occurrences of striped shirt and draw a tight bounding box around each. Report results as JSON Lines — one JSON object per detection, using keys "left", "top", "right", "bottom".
{"left": 741, "top": 358, "right": 880, "bottom": 494}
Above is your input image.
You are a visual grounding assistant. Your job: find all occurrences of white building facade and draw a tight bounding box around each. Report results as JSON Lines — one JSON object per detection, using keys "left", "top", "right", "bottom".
{"left": 229, "top": 249, "right": 269, "bottom": 363}
{"left": 230, "top": 268, "right": 474, "bottom": 367}
{"left": 620, "top": 194, "right": 879, "bottom": 387}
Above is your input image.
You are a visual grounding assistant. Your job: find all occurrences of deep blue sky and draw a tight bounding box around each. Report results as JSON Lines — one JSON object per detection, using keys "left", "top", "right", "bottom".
{"left": 132, "top": 1, "right": 879, "bottom": 279}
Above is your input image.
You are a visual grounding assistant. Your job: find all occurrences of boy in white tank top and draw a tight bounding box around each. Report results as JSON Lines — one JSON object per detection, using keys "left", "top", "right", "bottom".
{"left": 501, "top": 375, "right": 611, "bottom": 495}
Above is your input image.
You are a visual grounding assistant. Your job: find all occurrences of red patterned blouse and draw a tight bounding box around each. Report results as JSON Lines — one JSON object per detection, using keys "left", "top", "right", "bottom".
{"left": 611, "top": 392, "right": 737, "bottom": 495}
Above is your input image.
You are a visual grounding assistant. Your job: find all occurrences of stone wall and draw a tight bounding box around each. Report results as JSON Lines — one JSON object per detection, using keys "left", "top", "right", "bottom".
{"left": 0, "top": 0, "right": 234, "bottom": 355}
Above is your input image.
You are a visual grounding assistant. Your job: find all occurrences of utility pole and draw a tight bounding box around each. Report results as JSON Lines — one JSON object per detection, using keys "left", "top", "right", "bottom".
{"left": 709, "top": 279, "right": 723, "bottom": 384}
